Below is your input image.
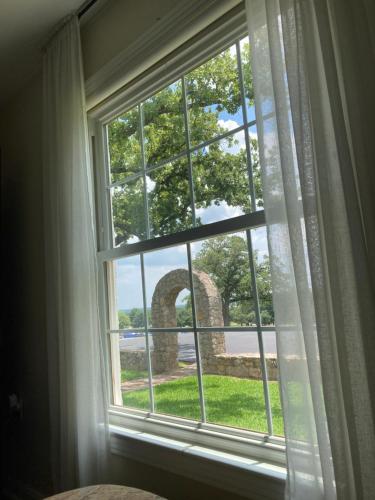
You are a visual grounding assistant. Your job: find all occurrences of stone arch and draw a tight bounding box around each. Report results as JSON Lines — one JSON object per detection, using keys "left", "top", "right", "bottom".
{"left": 151, "top": 268, "right": 225, "bottom": 373}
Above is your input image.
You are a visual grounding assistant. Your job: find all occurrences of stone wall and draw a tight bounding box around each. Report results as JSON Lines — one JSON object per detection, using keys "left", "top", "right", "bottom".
{"left": 203, "top": 353, "right": 278, "bottom": 381}
{"left": 120, "top": 350, "right": 149, "bottom": 371}
{"left": 120, "top": 349, "right": 278, "bottom": 381}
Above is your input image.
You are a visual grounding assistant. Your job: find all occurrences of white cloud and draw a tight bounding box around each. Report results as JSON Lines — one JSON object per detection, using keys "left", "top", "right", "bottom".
{"left": 229, "top": 44, "right": 237, "bottom": 58}
{"left": 196, "top": 201, "right": 244, "bottom": 225}
{"left": 218, "top": 119, "right": 239, "bottom": 131}
{"left": 146, "top": 176, "right": 156, "bottom": 192}
{"left": 216, "top": 118, "right": 247, "bottom": 155}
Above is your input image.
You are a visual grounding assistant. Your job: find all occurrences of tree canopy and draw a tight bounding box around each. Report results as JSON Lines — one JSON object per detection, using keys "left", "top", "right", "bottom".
{"left": 108, "top": 41, "right": 262, "bottom": 245}
{"left": 193, "top": 235, "right": 273, "bottom": 326}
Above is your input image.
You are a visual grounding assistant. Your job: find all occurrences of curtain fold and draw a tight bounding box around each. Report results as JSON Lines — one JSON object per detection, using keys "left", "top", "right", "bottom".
{"left": 246, "top": 1, "right": 375, "bottom": 499}
{"left": 43, "top": 16, "right": 108, "bottom": 492}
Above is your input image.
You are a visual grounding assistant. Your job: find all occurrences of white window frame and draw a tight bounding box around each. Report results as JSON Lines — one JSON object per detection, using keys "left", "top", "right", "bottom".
{"left": 89, "top": 4, "right": 286, "bottom": 481}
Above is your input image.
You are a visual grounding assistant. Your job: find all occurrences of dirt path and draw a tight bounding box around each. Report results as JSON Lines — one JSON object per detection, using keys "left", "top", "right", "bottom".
{"left": 122, "top": 364, "right": 197, "bottom": 392}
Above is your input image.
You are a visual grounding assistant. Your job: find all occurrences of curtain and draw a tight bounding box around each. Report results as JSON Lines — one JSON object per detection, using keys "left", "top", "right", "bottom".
{"left": 43, "top": 16, "right": 108, "bottom": 492}
{"left": 246, "top": 1, "right": 375, "bottom": 499}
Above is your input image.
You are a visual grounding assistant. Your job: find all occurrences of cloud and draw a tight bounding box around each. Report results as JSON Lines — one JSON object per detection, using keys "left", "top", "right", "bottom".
{"left": 217, "top": 119, "right": 239, "bottom": 132}
{"left": 251, "top": 226, "right": 269, "bottom": 261}
{"left": 196, "top": 201, "right": 244, "bottom": 225}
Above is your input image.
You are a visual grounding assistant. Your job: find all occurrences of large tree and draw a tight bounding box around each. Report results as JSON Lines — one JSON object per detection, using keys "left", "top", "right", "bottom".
{"left": 193, "top": 235, "right": 274, "bottom": 326}
{"left": 108, "top": 42, "right": 262, "bottom": 245}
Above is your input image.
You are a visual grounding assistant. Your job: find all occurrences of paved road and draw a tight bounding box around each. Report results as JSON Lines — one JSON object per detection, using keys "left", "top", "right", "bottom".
{"left": 119, "top": 331, "right": 277, "bottom": 361}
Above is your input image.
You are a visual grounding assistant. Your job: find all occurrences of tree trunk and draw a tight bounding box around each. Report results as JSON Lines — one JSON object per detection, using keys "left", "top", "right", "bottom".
{"left": 222, "top": 300, "right": 230, "bottom": 326}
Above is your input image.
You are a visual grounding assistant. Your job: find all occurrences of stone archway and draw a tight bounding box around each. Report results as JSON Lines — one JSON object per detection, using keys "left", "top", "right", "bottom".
{"left": 151, "top": 269, "right": 225, "bottom": 373}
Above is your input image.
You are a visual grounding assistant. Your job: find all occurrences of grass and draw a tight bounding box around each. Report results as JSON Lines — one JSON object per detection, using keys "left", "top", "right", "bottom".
{"left": 121, "top": 369, "right": 148, "bottom": 383}
{"left": 122, "top": 374, "right": 284, "bottom": 436}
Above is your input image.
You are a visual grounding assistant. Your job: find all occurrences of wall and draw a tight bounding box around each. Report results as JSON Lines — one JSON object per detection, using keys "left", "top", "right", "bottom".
{"left": 81, "top": 0, "right": 178, "bottom": 80}
{"left": 0, "top": 73, "right": 52, "bottom": 495}
{"left": 0, "top": 1, "right": 250, "bottom": 499}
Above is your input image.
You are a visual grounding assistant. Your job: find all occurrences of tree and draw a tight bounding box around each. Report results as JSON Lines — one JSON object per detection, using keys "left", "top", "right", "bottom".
{"left": 127, "top": 308, "right": 152, "bottom": 328}
{"left": 129, "top": 308, "right": 145, "bottom": 328}
{"left": 193, "top": 235, "right": 274, "bottom": 326}
{"left": 108, "top": 41, "right": 262, "bottom": 245}
{"left": 118, "top": 310, "right": 131, "bottom": 329}
{"left": 176, "top": 305, "right": 193, "bottom": 327}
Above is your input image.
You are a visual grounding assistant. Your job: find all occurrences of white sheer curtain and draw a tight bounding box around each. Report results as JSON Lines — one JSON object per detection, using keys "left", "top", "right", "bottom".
{"left": 246, "top": 1, "right": 375, "bottom": 499}
{"left": 43, "top": 16, "right": 108, "bottom": 492}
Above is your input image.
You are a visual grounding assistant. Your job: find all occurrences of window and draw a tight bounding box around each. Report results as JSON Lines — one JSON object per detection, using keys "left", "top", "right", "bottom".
{"left": 93, "top": 27, "right": 284, "bottom": 463}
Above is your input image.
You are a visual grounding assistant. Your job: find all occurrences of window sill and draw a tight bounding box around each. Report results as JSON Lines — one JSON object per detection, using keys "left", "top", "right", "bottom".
{"left": 109, "top": 410, "right": 286, "bottom": 499}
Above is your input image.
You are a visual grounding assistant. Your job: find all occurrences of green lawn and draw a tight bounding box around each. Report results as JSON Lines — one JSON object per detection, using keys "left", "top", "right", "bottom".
{"left": 121, "top": 369, "right": 148, "bottom": 383}
{"left": 123, "top": 374, "right": 284, "bottom": 436}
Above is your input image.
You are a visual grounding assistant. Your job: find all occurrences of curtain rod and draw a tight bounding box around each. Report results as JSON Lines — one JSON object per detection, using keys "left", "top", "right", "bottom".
{"left": 78, "top": 0, "right": 99, "bottom": 19}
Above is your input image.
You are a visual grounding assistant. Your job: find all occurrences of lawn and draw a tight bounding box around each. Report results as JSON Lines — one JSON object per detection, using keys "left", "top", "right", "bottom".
{"left": 122, "top": 374, "right": 284, "bottom": 436}
{"left": 121, "top": 369, "right": 148, "bottom": 383}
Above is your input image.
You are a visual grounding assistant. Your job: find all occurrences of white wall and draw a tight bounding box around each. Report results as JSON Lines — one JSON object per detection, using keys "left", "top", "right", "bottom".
{"left": 81, "top": 0, "right": 178, "bottom": 80}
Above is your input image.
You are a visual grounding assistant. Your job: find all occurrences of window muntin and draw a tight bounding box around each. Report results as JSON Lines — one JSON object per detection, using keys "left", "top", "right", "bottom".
{"left": 99, "top": 35, "right": 284, "bottom": 442}
{"left": 106, "top": 37, "right": 263, "bottom": 248}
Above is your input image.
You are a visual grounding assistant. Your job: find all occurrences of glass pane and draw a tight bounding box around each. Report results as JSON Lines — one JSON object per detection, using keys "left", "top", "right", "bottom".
{"left": 147, "top": 156, "right": 193, "bottom": 238}
{"left": 143, "top": 81, "right": 185, "bottom": 167}
{"left": 248, "top": 124, "right": 263, "bottom": 209}
{"left": 191, "top": 232, "right": 255, "bottom": 327}
{"left": 150, "top": 332, "right": 200, "bottom": 420}
{"left": 107, "top": 106, "right": 142, "bottom": 183}
{"left": 111, "top": 176, "right": 146, "bottom": 246}
{"left": 200, "top": 331, "right": 271, "bottom": 432}
{"left": 143, "top": 244, "right": 192, "bottom": 328}
{"left": 187, "top": 43, "right": 243, "bottom": 147}
{"left": 240, "top": 37, "right": 255, "bottom": 123}
{"left": 192, "top": 132, "right": 251, "bottom": 225}
{"left": 250, "top": 227, "right": 274, "bottom": 326}
{"left": 114, "top": 256, "right": 145, "bottom": 330}
{"left": 120, "top": 333, "right": 151, "bottom": 411}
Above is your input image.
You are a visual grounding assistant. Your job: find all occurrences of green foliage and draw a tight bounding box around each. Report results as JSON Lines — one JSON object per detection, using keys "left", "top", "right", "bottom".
{"left": 123, "top": 375, "right": 283, "bottom": 436}
{"left": 121, "top": 369, "right": 148, "bottom": 383}
{"left": 176, "top": 305, "right": 193, "bottom": 327}
{"left": 118, "top": 310, "right": 131, "bottom": 329}
{"left": 108, "top": 41, "right": 262, "bottom": 246}
{"left": 128, "top": 308, "right": 149, "bottom": 328}
{"left": 193, "top": 235, "right": 274, "bottom": 325}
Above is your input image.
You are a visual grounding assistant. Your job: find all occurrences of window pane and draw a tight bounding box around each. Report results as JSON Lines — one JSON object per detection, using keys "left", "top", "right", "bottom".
{"left": 200, "top": 331, "right": 273, "bottom": 432}
{"left": 187, "top": 44, "right": 243, "bottom": 147}
{"left": 147, "top": 156, "right": 193, "bottom": 238}
{"left": 240, "top": 37, "right": 255, "bottom": 123}
{"left": 119, "top": 333, "right": 151, "bottom": 411}
{"left": 150, "top": 332, "right": 201, "bottom": 420}
{"left": 248, "top": 124, "right": 263, "bottom": 209}
{"left": 111, "top": 176, "right": 146, "bottom": 246}
{"left": 191, "top": 232, "right": 255, "bottom": 327}
{"left": 143, "top": 81, "right": 185, "bottom": 167}
{"left": 192, "top": 132, "right": 251, "bottom": 225}
{"left": 144, "top": 244, "right": 192, "bottom": 329}
{"left": 108, "top": 106, "right": 142, "bottom": 183}
{"left": 250, "top": 227, "right": 274, "bottom": 326}
{"left": 114, "top": 256, "right": 145, "bottom": 329}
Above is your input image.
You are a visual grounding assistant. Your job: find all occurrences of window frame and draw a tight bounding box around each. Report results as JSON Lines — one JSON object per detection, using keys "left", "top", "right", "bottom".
{"left": 90, "top": 5, "right": 286, "bottom": 468}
